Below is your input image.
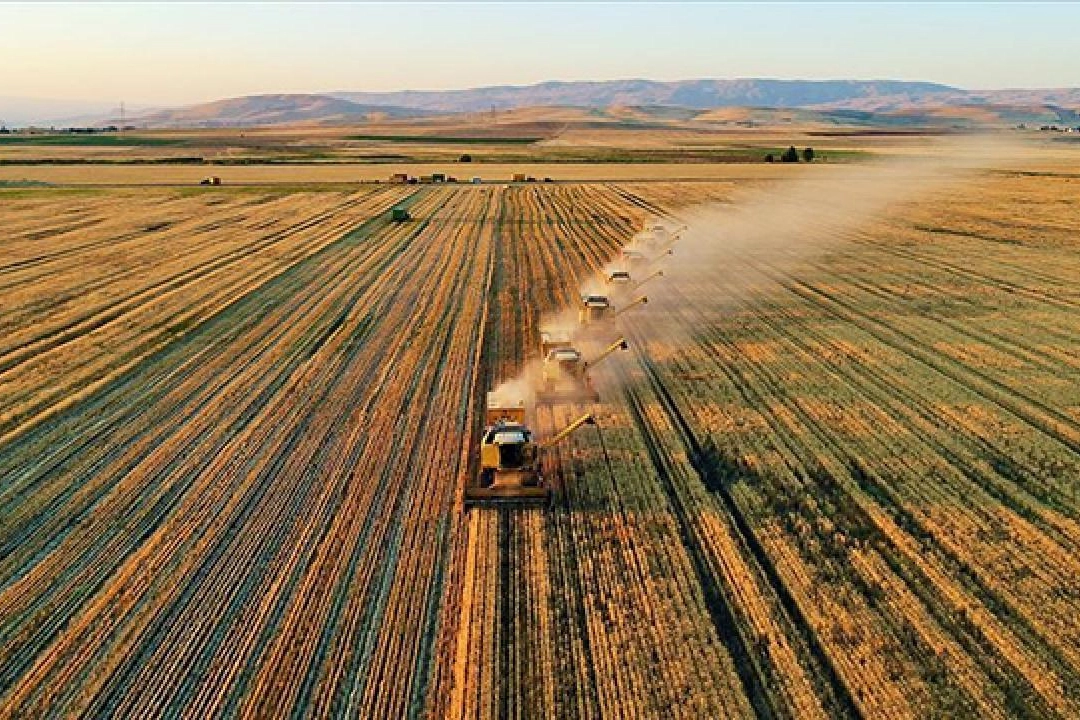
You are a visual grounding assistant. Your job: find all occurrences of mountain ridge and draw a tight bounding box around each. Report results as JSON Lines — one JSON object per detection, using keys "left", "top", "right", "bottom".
{"left": 10, "top": 79, "right": 1079, "bottom": 128}
{"left": 329, "top": 78, "right": 965, "bottom": 113}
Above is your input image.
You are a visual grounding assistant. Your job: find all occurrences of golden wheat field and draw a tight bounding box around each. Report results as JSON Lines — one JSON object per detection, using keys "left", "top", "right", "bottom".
{"left": 2, "top": 147, "right": 1080, "bottom": 718}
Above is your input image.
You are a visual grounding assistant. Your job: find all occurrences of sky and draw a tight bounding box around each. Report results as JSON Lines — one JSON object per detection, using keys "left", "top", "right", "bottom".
{"left": 1, "top": 2, "right": 1077, "bottom": 107}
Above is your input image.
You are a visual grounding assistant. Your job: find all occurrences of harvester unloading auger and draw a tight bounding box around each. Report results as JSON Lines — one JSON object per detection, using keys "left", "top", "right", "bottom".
{"left": 536, "top": 335, "right": 628, "bottom": 404}
{"left": 632, "top": 269, "right": 664, "bottom": 292}
{"left": 464, "top": 392, "right": 595, "bottom": 507}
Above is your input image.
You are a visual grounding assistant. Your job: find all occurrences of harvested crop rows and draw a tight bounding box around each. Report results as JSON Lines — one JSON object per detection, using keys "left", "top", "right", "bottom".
{"left": 2, "top": 173, "right": 1079, "bottom": 719}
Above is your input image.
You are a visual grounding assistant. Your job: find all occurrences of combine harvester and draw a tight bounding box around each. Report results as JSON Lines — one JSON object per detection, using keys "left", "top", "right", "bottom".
{"left": 578, "top": 294, "right": 648, "bottom": 326}
{"left": 606, "top": 269, "right": 664, "bottom": 297}
{"left": 536, "top": 333, "right": 628, "bottom": 404}
{"left": 465, "top": 393, "right": 595, "bottom": 507}
{"left": 640, "top": 220, "right": 686, "bottom": 251}
{"left": 622, "top": 220, "right": 684, "bottom": 269}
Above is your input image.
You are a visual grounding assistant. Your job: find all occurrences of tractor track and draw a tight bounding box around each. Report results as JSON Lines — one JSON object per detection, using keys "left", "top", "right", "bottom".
{"left": 620, "top": 332, "right": 864, "bottom": 720}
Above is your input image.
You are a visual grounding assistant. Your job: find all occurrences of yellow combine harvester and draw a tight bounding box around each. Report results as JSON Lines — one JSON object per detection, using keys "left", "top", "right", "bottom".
{"left": 465, "top": 393, "right": 595, "bottom": 507}
{"left": 578, "top": 294, "right": 648, "bottom": 325}
{"left": 641, "top": 221, "right": 686, "bottom": 250}
{"left": 536, "top": 334, "right": 628, "bottom": 404}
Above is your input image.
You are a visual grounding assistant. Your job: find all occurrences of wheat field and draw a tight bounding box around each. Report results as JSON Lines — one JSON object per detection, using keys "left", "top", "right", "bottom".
{"left": 2, "top": 148, "right": 1079, "bottom": 717}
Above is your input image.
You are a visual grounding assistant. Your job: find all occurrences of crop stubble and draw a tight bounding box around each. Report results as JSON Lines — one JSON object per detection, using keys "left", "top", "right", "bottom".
{"left": 1, "top": 174, "right": 1078, "bottom": 718}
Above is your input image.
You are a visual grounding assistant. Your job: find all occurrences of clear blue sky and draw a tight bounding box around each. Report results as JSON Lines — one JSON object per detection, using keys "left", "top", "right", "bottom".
{"left": 2, "top": 2, "right": 1076, "bottom": 105}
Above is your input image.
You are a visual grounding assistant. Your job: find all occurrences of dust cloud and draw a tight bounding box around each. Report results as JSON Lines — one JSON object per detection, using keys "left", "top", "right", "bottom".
{"left": 490, "top": 135, "right": 1030, "bottom": 415}
{"left": 615, "top": 135, "right": 1030, "bottom": 340}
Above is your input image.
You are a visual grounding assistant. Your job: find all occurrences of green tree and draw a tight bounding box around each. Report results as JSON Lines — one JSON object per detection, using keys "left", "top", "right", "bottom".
{"left": 781, "top": 145, "right": 799, "bottom": 163}
{"left": 802, "top": 147, "right": 815, "bottom": 163}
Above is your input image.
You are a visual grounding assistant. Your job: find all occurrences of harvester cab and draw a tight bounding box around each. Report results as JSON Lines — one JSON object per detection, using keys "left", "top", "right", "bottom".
{"left": 578, "top": 294, "right": 612, "bottom": 325}
{"left": 465, "top": 392, "right": 596, "bottom": 507}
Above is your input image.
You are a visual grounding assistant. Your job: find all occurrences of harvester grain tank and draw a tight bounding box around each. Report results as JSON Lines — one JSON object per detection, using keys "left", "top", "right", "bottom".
{"left": 537, "top": 336, "right": 628, "bottom": 404}
{"left": 607, "top": 270, "right": 632, "bottom": 284}
{"left": 465, "top": 392, "right": 595, "bottom": 506}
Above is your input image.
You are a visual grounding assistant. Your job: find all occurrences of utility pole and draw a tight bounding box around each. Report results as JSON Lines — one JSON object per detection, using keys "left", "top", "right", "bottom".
{"left": 119, "top": 101, "right": 125, "bottom": 132}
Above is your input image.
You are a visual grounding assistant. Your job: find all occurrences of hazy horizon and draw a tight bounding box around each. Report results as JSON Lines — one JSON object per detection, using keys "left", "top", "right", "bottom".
{"left": 2, "top": 2, "right": 1077, "bottom": 110}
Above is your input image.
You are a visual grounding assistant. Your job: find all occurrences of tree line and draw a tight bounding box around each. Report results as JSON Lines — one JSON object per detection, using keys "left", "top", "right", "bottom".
{"left": 765, "top": 146, "right": 815, "bottom": 163}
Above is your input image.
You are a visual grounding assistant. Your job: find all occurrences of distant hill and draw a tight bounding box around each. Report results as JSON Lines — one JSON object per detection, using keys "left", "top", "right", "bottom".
{"left": 131, "top": 94, "right": 426, "bottom": 128}
{"left": 331, "top": 79, "right": 962, "bottom": 113}
{"left": 90, "top": 80, "right": 1080, "bottom": 130}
